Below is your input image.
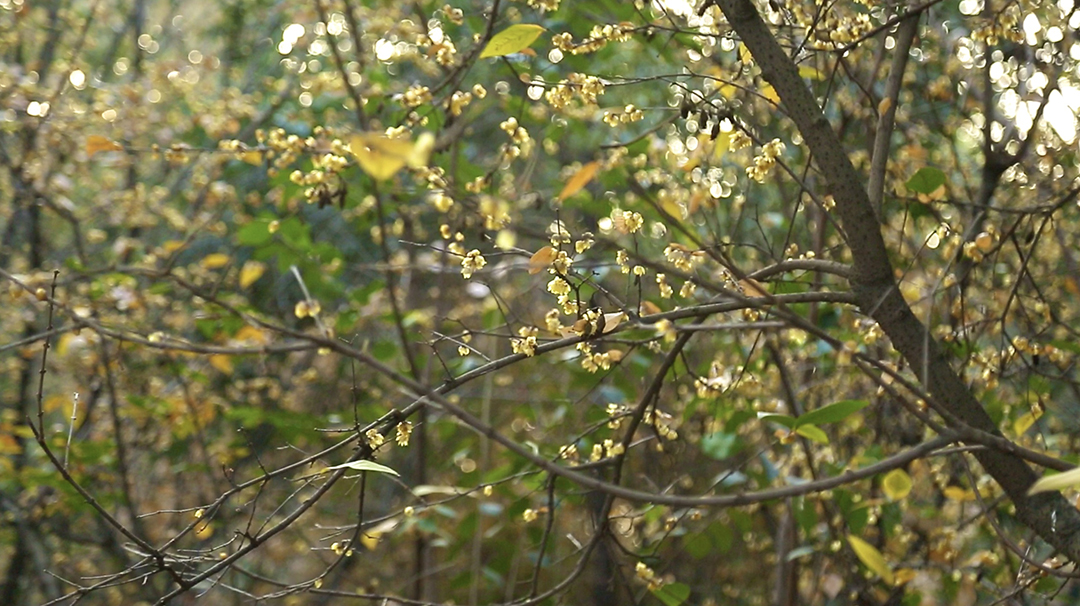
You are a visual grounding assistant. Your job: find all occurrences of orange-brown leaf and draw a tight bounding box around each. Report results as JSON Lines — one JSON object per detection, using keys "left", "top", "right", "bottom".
{"left": 86, "top": 135, "right": 122, "bottom": 157}
{"left": 528, "top": 246, "right": 557, "bottom": 275}
{"left": 557, "top": 161, "right": 600, "bottom": 202}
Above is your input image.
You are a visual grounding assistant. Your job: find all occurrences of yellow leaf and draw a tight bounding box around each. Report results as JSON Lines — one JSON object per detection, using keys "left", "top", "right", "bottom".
{"left": 200, "top": 253, "right": 231, "bottom": 270}
{"left": 480, "top": 24, "right": 545, "bottom": 59}
{"left": 86, "top": 135, "right": 122, "bottom": 156}
{"left": 348, "top": 132, "right": 434, "bottom": 181}
{"left": 239, "top": 150, "right": 263, "bottom": 165}
{"left": 878, "top": 97, "right": 893, "bottom": 115}
{"left": 881, "top": 469, "right": 912, "bottom": 501}
{"left": 495, "top": 229, "right": 517, "bottom": 250}
{"left": 1013, "top": 407, "right": 1042, "bottom": 437}
{"left": 557, "top": 161, "right": 600, "bottom": 202}
{"left": 1028, "top": 467, "right": 1080, "bottom": 495}
{"left": 799, "top": 65, "right": 825, "bottom": 80}
{"left": 738, "top": 43, "right": 753, "bottom": 65}
{"left": 660, "top": 196, "right": 686, "bottom": 220}
{"left": 359, "top": 532, "right": 379, "bottom": 550}
{"left": 209, "top": 354, "right": 234, "bottom": 374}
{"left": 528, "top": 246, "right": 557, "bottom": 275}
{"left": 239, "top": 260, "right": 266, "bottom": 288}
{"left": 162, "top": 240, "right": 186, "bottom": 254}
{"left": 234, "top": 325, "right": 268, "bottom": 344}
{"left": 761, "top": 84, "right": 780, "bottom": 103}
{"left": 848, "top": 535, "right": 894, "bottom": 585}
{"left": 712, "top": 131, "right": 730, "bottom": 159}
{"left": 943, "top": 486, "right": 975, "bottom": 501}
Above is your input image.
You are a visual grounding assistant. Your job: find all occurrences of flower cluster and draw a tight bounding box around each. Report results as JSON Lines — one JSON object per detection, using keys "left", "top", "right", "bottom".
{"left": 590, "top": 438, "right": 625, "bottom": 462}
{"left": 395, "top": 422, "right": 413, "bottom": 446}
{"left": 526, "top": 0, "right": 561, "bottom": 12}
{"left": 545, "top": 73, "right": 606, "bottom": 110}
{"left": 461, "top": 249, "right": 486, "bottom": 279}
{"left": 635, "top": 562, "right": 665, "bottom": 591}
{"left": 551, "top": 22, "right": 634, "bottom": 55}
{"left": 609, "top": 208, "right": 644, "bottom": 234}
{"left": 401, "top": 84, "right": 432, "bottom": 108}
{"left": 365, "top": 428, "right": 385, "bottom": 449}
{"left": 511, "top": 326, "right": 539, "bottom": 357}
{"left": 747, "top": 138, "right": 785, "bottom": 182}
{"left": 603, "top": 104, "right": 644, "bottom": 127}
{"left": 663, "top": 243, "right": 704, "bottom": 272}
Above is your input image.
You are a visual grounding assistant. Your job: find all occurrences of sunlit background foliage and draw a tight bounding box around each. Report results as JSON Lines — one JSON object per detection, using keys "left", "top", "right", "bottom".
{"left": 3, "top": 0, "right": 1080, "bottom": 604}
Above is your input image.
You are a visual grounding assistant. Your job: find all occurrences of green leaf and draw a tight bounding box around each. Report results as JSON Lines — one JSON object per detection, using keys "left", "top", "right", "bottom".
{"left": 650, "top": 582, "right": 691, "bottom": 606}
{"left": 795, "top": 424, "right": 829, "bottom": 444}
{"left": 757, "top": 412, "right": 796, "bottom": 428}
{"left": 237, "top": 220, "right": 273, "bottom": 246}
{"left": 796, "top": 399, "right": 869, "bottom": 427}
{"left": 848, "top": 535, "right": 894, "bottom": 584}
{"left": 480, "top": 24, "right": 545, "bottom": 58}
{"left": 905, "top": 167, "right": 946, "bottom": 195}
{"left": 700, "top": 431, "right": 740, "bottom": 460}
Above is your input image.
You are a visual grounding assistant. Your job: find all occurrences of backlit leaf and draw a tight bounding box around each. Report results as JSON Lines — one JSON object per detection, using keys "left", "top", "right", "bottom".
{"left": 848, "top": 535, "right": 894, "bottom": 585}
{"left": 300, "top": 460, "right": 400, "bottom": 479}
{"left": 795, "top": 424, "right": 828, "bottom": 444}
{"left": 1028, "top": 467, "right": 1080, "bottom": 495}
{"left": 1013, "top": 408, "right": 1042, "bottom": 437}
{"left": 650, "top": 582, "right": 690, "bottom": 606}
{"left": 796, "top": 399, "right": 869, "bottom": 427}
{"left": 349, "top": 132, "right": 434, "bottom": 181}
{"left": 881, "top": 469, "right": 913, "bottom": 501}
{"left": 905, "top": 167, "right": 946, "bottom": 195}
{"left": 480, "top": 24, "right": 545, "bottom": 59}
{"left": 557, "top": 161, "right": 600, "bottom": 201}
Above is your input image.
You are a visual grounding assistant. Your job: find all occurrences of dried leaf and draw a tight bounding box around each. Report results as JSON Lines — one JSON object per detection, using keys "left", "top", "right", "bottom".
{"left": 86, "top": 135, "right": 123, "bottom": 157}
{"left": 557, "top": 161, "right": 600, "bottom": 202}
{"left": 739, "top": 278, "right": 770, "bottom": 297}
{"left": 600, "top": 312, "right": 626, "bottom": 334}
{"left": 528, "top": 246, "right": 557, "bottom": 274}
